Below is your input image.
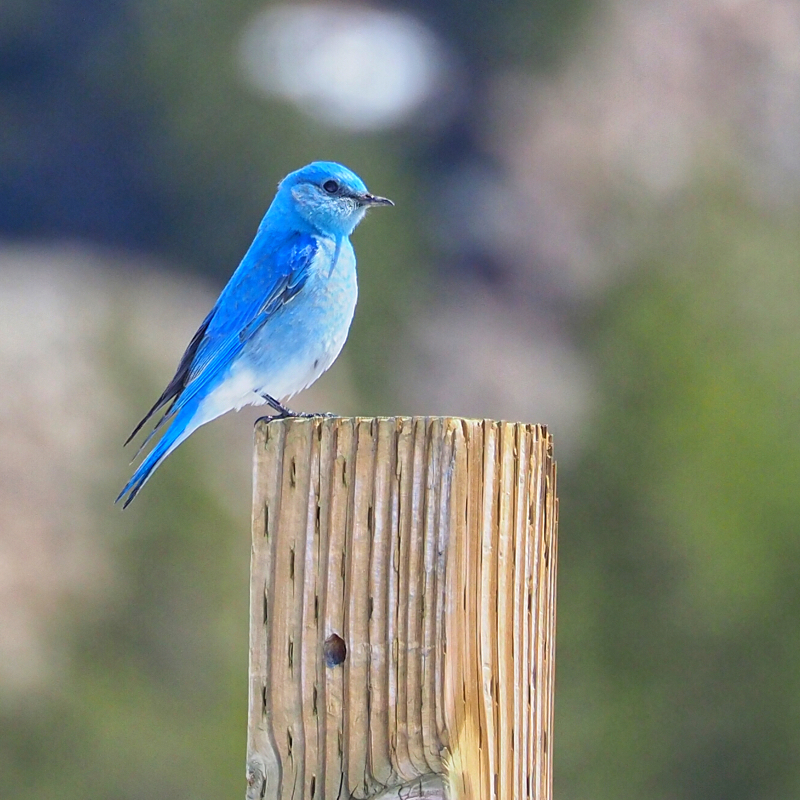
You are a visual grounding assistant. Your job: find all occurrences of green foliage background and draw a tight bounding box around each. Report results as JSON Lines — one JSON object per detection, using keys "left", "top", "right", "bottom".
{"left": 1, "top": 1, "right": 798, "bottom": 799}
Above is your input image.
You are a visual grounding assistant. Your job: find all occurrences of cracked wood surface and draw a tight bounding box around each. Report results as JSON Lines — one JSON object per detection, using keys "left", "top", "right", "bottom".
{"left": 246, "top": 417, "right": 557, "bottom": 800}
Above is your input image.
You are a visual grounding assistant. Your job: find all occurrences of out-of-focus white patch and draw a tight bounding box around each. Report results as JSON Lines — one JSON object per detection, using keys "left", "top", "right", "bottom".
{"left": 238, "top": 3, "right": 459, "bottom": 131}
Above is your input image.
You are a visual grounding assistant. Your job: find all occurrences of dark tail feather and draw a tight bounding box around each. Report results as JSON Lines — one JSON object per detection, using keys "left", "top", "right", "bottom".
{"left": 116, "top": 399, "right": 201, "bottom": 508}
{"left": 123, "top": 308, "right": 214, "bottom": 447}
{"left": 130, "top": 404, "right": 177, "bottom": 461}
{"left": 124, "top": 393, "right": 176, "bottom": 447}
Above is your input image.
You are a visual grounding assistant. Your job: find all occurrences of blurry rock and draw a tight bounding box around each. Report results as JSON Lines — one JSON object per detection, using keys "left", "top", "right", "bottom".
{"left": 490, "top": 0, "right": 800, "bottom": 297}
{"left": 0, "top": 243, "right": 354, "bottom": 697}
{"left": 0, "top": 245, "right": 205, "bottom": 693}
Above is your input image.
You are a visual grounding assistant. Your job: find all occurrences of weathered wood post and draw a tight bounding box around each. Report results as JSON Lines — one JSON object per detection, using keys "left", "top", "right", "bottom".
{"left": 246, "top": 417, "right": 558, "bottom": 800}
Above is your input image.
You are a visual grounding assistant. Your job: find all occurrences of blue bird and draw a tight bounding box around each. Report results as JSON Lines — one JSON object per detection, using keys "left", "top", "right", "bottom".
{"left": 117, "top": 161, "right": 393, "bottom": 507}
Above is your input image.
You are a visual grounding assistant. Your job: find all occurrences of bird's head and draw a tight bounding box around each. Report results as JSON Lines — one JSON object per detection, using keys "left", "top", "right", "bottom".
{"left": 277, "top": 161, "right": 393, "bottom": 237}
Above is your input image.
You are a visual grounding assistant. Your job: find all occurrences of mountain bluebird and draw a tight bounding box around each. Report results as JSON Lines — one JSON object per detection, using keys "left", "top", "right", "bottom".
{"left": 117, "top": 161, "right": 393, "bottom": 507}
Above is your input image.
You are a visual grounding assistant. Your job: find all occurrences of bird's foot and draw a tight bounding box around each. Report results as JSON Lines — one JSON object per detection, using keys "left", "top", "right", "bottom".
{"left": 256, "top": 410, "right": 338, "bottom": 425}
{"left": 261, "top": 393, "right": 294, "bottom": 416}
{"left": 284, "top": 411, "right": 336, "bottom": 419}
{"left": 260, "top": 393, "right": 337, "bottom": 420}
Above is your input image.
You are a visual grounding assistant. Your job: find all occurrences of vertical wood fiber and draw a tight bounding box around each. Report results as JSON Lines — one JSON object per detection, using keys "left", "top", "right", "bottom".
{"left": 246, "top": 417, "right": 558, "bottom": 800}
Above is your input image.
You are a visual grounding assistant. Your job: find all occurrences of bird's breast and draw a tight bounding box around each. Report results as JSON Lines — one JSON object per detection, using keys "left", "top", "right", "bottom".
{"left": 238, "top": 235, "right": 358, "bottom": 400}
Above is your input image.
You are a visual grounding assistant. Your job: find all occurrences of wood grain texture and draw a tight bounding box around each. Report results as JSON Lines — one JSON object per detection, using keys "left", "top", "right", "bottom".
{"left": 246, "top": 418, "right": 558, "bottom": 800}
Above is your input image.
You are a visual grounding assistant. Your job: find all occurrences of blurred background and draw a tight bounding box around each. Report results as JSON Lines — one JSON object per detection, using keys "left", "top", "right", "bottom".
{"left": 2, "top": 0, "right": 800, "bottom": 797}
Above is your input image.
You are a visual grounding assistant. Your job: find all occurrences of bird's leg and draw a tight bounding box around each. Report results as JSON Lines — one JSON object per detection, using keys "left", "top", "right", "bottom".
{"left": 260, "top": 393, "right": 336, "bottom": 420}
{"left": 261, "top": 393, "right": 296, "bottom": 417}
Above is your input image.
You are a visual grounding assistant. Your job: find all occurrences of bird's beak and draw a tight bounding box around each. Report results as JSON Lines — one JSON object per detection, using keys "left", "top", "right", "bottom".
{"left": 360, "top": 193, "right": 394, "bottom": 207}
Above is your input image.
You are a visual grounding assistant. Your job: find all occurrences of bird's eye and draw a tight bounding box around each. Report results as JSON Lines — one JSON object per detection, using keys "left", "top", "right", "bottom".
{"left": 323, "top": 180, "right": 339, "bottom": 194}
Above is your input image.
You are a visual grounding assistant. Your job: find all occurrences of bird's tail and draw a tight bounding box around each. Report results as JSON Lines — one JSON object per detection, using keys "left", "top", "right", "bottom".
{"left": 116, "top": 398, "right": 203, "bottom": 508}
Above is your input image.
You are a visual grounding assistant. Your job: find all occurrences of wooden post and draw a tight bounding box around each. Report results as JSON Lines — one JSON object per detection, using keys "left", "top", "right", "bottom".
{"left": 246, "top": 417, "right": 558, "bottom": 800}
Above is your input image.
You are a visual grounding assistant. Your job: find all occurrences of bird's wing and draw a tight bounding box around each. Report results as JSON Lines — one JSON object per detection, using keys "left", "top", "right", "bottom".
{"left": 126, "top": 231, "right": 318, "bottom": 446}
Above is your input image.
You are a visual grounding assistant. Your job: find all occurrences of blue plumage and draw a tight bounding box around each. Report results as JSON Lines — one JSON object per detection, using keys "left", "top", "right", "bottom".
{"left": 118, "top": 161, "right": 393, "bottom": 507}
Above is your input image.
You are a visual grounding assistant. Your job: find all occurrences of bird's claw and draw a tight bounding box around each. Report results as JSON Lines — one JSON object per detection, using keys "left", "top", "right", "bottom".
{"left": 256, "top": 410, "right": 338, "bottom": 424}
{"left": 273, "top": 410, "right": 337, "bottom": 419}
